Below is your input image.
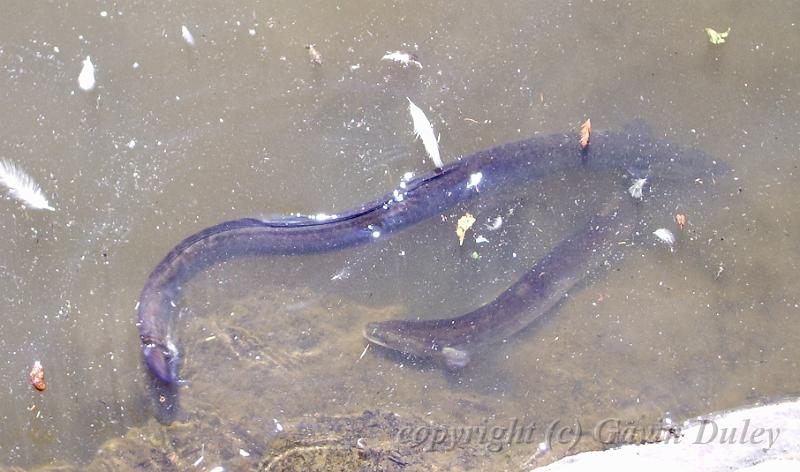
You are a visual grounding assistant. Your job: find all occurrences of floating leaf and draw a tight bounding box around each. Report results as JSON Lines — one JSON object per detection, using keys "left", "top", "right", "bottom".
{"left": 30, "top": 361, "right": 46, "bottom": 391}
{"left": 456, "top": 213, "right": 476, "bottom": 246}
{"left": 705, "top": 27, "right": 730, "bottom": 45}
{"left": 579, "top": 118, "right": 591, "bottom": 150}
{"left": 675, "top": 213, "right": 687, "bottom": 230}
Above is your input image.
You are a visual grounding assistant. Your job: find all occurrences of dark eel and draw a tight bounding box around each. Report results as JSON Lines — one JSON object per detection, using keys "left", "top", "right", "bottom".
{"left": 138, "top": 121, "right": 724, "bottom": 383}
{"left": 364, "top": 196, "right": 637, "bottom": 368}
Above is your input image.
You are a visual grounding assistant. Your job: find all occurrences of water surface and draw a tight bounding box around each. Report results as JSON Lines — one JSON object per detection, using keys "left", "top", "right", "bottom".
{"left": 0, "top": 0, "right": 798, "bottom": 470}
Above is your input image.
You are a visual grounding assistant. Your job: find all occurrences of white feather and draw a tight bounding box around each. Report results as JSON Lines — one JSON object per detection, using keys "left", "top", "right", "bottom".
{"left": 653, "top": 228, "right": 675, "bottom": 251}
{"left": 407, "top": 98, "right": 443, "bottom": 169}
{"left": 0, "top": 160, "right": 55, "bottom": 211}
{"left": 78, "top": 56, "right": 95, "bottom": 91}
{"left": 382, "top": 51, "right": 422, "bottom": 68}
{"left": 181, "top": 25, "right": 195, "bottom": 46}
{"left": 628, "top": 178, "right": 647, "bottom": 199}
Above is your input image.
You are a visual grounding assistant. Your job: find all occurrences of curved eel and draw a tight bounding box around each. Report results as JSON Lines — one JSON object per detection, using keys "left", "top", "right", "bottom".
{"left": 138, "top": 122, "right": 723, "bottom": 383}
{"left": 364, "top": 197, "right": 637, "bottom": 368}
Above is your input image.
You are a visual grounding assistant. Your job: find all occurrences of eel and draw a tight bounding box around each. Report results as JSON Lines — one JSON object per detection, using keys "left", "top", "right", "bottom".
{"left": 137, "top": 122, "right": 724, "bottom": 383}
{"left": 363, "top": 197, "right": 637, "bottom": 368}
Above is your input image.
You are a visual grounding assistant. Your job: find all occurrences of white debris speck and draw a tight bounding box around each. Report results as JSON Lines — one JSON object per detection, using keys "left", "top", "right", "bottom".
{"left": 132, "top": 62, "right": 139, "bottom": 69}
{"left": 628, "top": 178, "right": 647, "bottom": 199}
{"left": 209, "top": 467, "right": 224, "bottom": 472}
{"left": 274, "top": 418, "right": 284, "bottom": 432}
{"left": 653, "top": 228, "right": 676, "bottom": 251}
{"left": 538, "top": 441, "right": 549, "bottom": 452}
{"left": 403, "top": 171, "right": 414, "bottom": 181}
{"left": 100, "top": 10, "right": 108, "bottom": 17}
{"left": 475, "top": 235, "right": 489, "bottom": 244}
{"left": 349, "top": 64, "right": 361, "bottom": 71}
{"left": 248, "top": 28, "right": 256, "bottom": 36}
{"left": 372, "top": 230, "right": 381, "bottom": 238}
{"left": 467, "top": 172, "right": 483, "bottom": 190}
{"left": 313, "top": 213, "right": 336, "bottom": 221}
{"left": 53, "top": 46, "right": 60, "bottom": 53}
{"left": 192, "top": 454, "right": 204, "bottom": 467}
{"left": 392, "top": 189, "right": 404, "bottom": 202}
{"left": 239, "top": 449, "right": 250, "bottom": 457}
{"left": 126, "top": 139, "right": 136, "bottom": 149}
{"left": 78, "top": 56, "right": 96, "bottom": 91}
{"left": 486, "top": 216, "right": 503, "bottom": 231}
{"left": 181, "top": 25, "right": 195, "bottom": 46}
{"left": 381, "top": 51, "right": 422, "bottom": 68}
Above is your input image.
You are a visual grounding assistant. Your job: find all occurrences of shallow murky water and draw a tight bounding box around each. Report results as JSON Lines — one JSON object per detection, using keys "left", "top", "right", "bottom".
{"left": 0, "top": 0, "right": 798, "bottom": 470}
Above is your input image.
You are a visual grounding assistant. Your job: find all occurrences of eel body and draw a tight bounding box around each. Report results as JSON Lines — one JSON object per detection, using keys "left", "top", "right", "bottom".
{"left": 138, "top": 122, "right": 723, "bottom": 383}
{"left": 364, "top": 198, "right": 637, "bottom": 368}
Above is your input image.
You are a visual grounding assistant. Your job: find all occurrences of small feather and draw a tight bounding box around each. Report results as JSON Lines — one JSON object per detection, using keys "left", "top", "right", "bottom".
{"left": 78, "top": 56, "right": 95, "bottom": 91}
{"left": 653, "top": 228, "right": 676, "bottom": 251}
{"left": 407, "top": 98, "right": 443, "bottom": 169}
{"left": 382, "top": 51, "right": 422, "bottom": 68}
{"left": 628, "top": 178, "right": 647, "bottom": 199}
{"left": 0, "top": 160, "right": 55, "bottom": 211}
{"left": 181, "top": 25, "right": 195, "bottom": 46}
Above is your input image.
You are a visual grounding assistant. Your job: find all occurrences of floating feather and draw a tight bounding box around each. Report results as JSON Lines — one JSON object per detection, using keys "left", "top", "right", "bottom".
{"left": 407, "top": 98, "right": 443, "bottom": 169}
{"left": 181, "top": 25, "right": 195, "bottom": 47}
{"left": 653, "top": 228, "right": 676, "bottom": 251}
{"left": 0, "top": 160, "right": 55, "bottom": 211}
{"left": 628, "top": 177, "right": 647, "bottom": 199}
{"left": 382, "top": 51, "right": 422, "bottom": 68}
{"left": 78, "top": 56, "right": 95, "bottom": 91}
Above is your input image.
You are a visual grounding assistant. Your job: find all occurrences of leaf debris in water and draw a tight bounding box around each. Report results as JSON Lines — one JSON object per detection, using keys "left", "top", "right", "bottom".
{"left": 579, "top": 118, "right": 591, "bottom": 149}
{"left": 705, "top": 27, "right": 731, "bottom": 45}
{"left": 407, "top": 98, "right": 443, "bottom": 169}
{"left": 30, "top": 361, "right": 46, "bottom": 391}
{"left": 456, "top": 213, "right": 476, "bottom": 246}
{"left": 675, "top": 213, "right": 687, "bottom": 230}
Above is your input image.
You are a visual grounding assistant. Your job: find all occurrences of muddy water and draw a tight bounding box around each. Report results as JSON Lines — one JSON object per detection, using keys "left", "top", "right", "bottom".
{"left": 0, "top": 0, "right": 798, "bottom": 470}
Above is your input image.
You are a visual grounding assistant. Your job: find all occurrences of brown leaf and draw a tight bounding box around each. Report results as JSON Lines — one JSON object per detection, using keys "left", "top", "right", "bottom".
{"left": 30, "top": 361, "right": 46, "bottom": 391}
{"left": 456, "top": 213, "right": 476, "bottom": 246}
{"left": 675, "top": 213, "right": 687, "bottom": 230}
{"left": 579, "top": 118, "right": 592, "bottom": 149}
